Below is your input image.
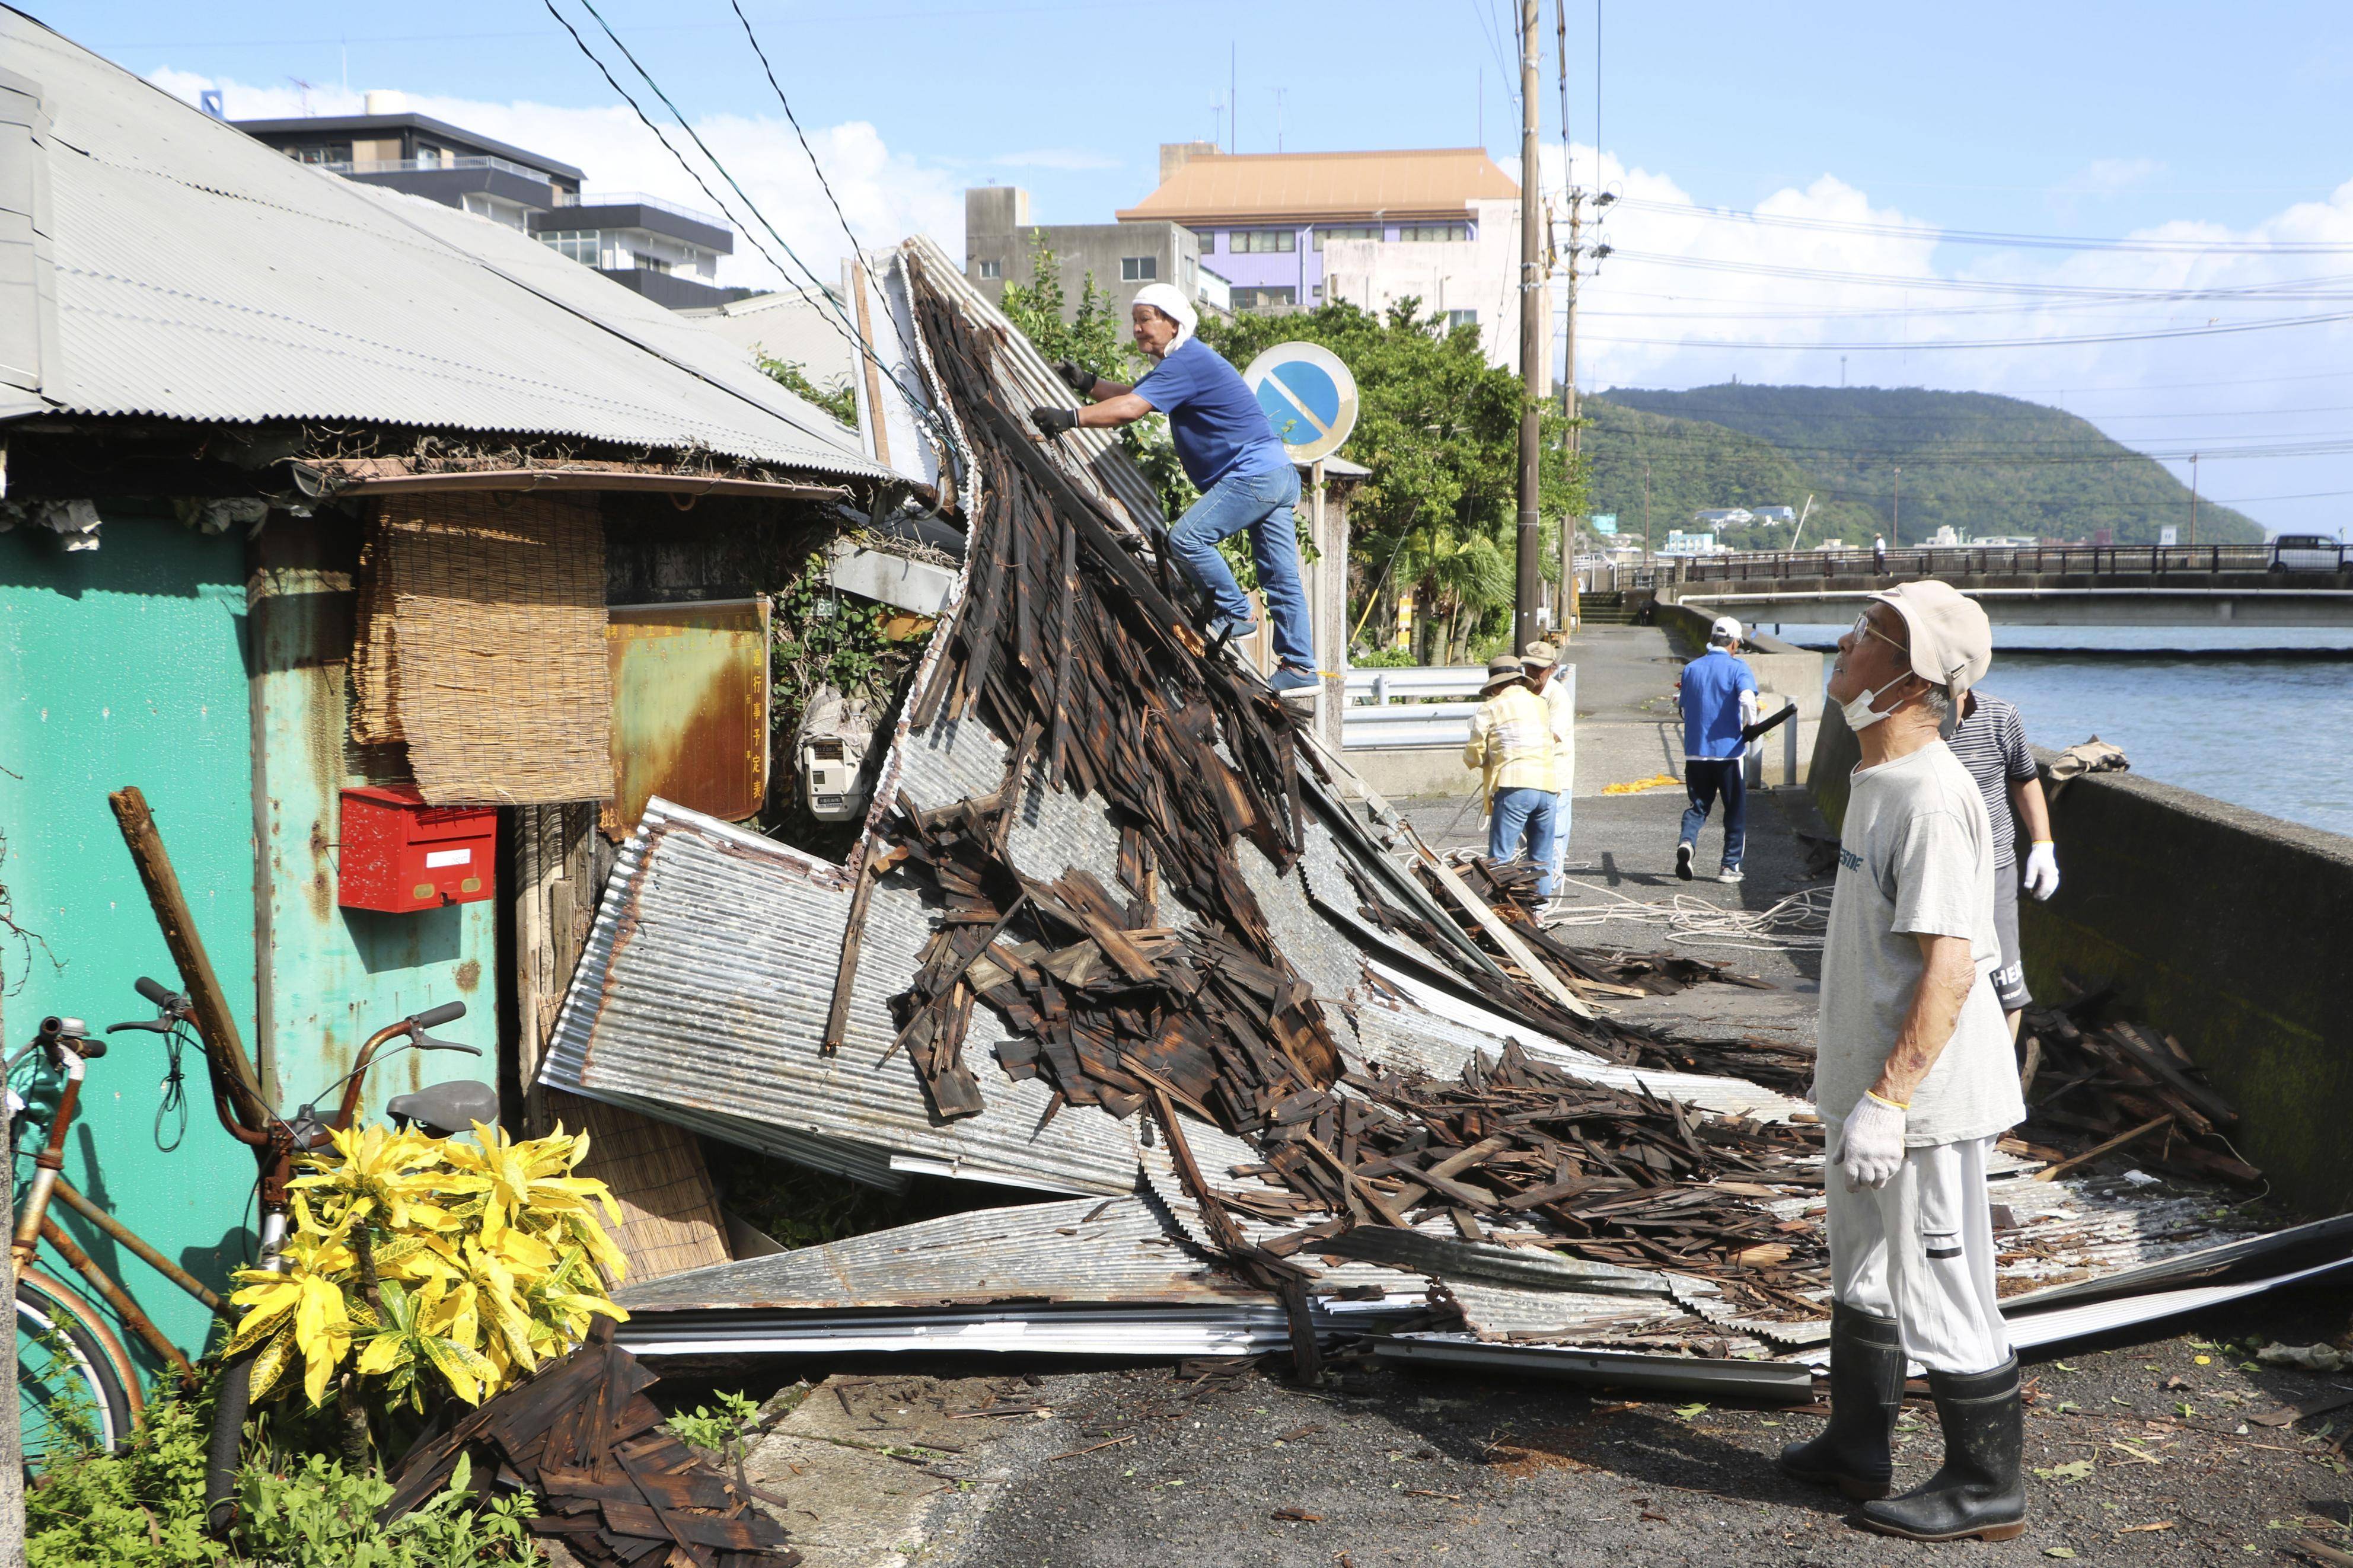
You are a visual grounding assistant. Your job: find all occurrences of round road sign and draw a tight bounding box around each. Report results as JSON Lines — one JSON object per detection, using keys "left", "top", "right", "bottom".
{"left": 1242, "top": 341, "right": 1358, "bottom": 463}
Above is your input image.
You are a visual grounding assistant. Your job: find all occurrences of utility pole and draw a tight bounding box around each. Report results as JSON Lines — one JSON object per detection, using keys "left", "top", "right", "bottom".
{"left": 1643, "top": 461, "right": 1651, "bottom": 558}
{"left": 1513, "top": 0, "right": 1545, "bottom": 655}
{"left": 1892, "top": 464, "right": 1902, "bottom": 546}
{"left": 1554, "top": 0, "right": 1579, "bottom": 643}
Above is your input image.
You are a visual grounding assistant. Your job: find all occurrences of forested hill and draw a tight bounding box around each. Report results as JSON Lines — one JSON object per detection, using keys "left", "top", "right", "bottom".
{"left": 1582, "top": 384, "right": 2262, "bottom": 550}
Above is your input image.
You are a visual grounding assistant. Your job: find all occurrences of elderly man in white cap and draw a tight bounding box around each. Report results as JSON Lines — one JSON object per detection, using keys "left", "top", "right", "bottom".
{"left": 1779, "top": 580, "right": 2029, "bottom": 1543}
{"left": 1462, "top": 654, "right": 1561, "bottom": 895}
{"left": 1029, "top": 283, "right": 1317, "bottom": 694}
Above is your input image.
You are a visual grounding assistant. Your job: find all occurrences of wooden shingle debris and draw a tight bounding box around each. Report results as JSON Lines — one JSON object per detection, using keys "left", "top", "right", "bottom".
{"left": 382, "top": 1320, "right": 799, "bottom": 1567}
{"left": 2020, "top": 997, "right": 2260, "bottom": 1186}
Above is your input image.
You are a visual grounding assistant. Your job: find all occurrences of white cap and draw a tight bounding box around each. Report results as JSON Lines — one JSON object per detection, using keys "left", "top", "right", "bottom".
{"left": 1709, "top": 615, "right": 1742, "bottom": 644}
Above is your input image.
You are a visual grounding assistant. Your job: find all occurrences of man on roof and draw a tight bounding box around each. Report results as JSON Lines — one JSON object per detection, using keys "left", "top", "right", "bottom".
{"left": 1781, "top": 580, "right": 2028, "bottom": 1544}
{"left": 1029, "top": 284, "right": 1317, "bottom": 694}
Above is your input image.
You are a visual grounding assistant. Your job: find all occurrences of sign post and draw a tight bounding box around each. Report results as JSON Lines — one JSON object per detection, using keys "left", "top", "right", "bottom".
{"left": 1244, "top": 344, "right": 1359, "bottom": 735}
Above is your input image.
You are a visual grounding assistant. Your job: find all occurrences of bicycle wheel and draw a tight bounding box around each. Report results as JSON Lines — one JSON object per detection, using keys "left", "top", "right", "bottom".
{"left": 15, "top": 1269, "right": 136, "bottom": 1478}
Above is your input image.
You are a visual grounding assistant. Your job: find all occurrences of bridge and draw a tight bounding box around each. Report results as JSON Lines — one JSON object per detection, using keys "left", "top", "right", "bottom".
{"left": 1650, "top": 544, "right": 2353, "bottom": 627}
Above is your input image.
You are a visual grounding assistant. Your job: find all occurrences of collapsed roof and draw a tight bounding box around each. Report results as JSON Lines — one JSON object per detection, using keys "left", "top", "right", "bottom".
{"left": 540, "top": 239, "right": 2353, "bottom": 1391}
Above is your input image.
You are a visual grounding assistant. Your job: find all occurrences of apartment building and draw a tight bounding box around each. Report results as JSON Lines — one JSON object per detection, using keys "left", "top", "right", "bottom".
{"left": 1115, "top": 143, "right": 1535, "bottom": 382}
{"left": 233, "top": 94, "right": 754, "bottom": 309}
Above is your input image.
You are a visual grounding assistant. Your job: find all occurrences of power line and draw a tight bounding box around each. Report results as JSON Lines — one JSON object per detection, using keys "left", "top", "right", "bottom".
{"left": 1582, "top": 308, "right": 2353, "bottom": 353}
{"left": 541, "top": 0, "right": 943, "bottom": 448}
{"left": 1595, "top": 248, "right": 2353, "bottom": 301}
{"left": 1612, "top": 195, "right": 2353, "bottom": 256}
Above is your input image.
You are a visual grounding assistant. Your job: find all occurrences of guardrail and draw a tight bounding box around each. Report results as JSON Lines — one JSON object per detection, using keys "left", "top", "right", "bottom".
{"left": 1341, "top": 668, "right": 1576, "bottom": 750}
{"left": 1343, "top": 666, "right": 1489, "bottom": 705}
{"left": 327, "top": 154, "right": 556, "bottom": 183}
{"left": 1668, "top": 543, "right": 2288, "bottom": 583}
{"left": 572, "top": 190, "right": 731, "bottom": 229}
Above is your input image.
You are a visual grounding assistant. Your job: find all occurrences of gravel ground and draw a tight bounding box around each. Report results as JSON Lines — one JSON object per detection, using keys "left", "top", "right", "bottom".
{"left": 936, "top": 1280, "right": 2349, "bottom": 1567}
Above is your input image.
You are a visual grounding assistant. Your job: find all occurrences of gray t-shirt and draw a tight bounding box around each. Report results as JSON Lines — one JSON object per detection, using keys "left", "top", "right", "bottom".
{"left": 1816, "top": 740, "right": 2024, "bottom": 1147}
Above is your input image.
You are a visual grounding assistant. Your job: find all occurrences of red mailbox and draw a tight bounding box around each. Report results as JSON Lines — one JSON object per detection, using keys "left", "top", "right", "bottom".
{"left": 337, "top": 786, "right": 497, "bottom": 913}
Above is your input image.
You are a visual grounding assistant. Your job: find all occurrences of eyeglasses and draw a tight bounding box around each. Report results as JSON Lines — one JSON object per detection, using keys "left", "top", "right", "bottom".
{"left": 1848, "top": 611, "right": 1908, "bottom": 656}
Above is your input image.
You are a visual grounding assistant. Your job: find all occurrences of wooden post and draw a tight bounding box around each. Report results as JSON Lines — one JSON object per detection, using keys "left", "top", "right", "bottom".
{"left": 107, "top": 787, "right": 269, "bottom": 1128}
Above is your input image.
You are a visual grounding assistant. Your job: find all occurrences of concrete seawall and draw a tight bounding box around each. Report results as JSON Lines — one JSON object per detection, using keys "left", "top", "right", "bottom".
{"left": 1808, "top": 705, "right": 2353, "bottom": 1215}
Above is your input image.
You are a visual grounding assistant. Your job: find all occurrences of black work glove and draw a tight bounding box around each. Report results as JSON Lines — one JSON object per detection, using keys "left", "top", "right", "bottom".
{"left": 1053, "top": 359, "right": 1096, "bottom": 395}
{"left": 1029, "top": 405, "right": 1078, "bottom": 436}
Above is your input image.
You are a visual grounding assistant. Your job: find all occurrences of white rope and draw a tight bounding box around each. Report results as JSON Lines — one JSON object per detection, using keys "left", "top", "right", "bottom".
{"left": 1540, "top": 879, "right": 1835, "bottom": 953}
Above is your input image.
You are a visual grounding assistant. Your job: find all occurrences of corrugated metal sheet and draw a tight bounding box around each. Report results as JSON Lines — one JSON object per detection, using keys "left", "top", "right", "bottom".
{"left": 1350, "top": 986, "right": 1811, "bottom": 1123}
{"left": 9, "top": 14, "right": 900, "bottom": 478}
{"left": 538, "top": 798, "right": 1142, "bottom": 1195}
{"left": 618, "top": 1197, "right": 1246, "bottom": 1312}
{"left": 1375, "top": 1334, "right": 1818, "bottom": 1397}
{"left": 622, "top": 1305, "right": 1328, "bottom": 1361}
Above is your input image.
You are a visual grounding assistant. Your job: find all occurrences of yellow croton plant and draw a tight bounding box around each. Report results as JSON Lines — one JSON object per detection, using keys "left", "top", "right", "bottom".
{"left": 225, "top": 1122, "right": 629, "bottom": 1410}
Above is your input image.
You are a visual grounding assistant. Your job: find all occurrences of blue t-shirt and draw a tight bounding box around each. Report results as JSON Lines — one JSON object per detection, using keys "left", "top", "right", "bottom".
{"left": 1678, "top": 647, "right": 1756, "bottom": 760}
{"left": 1131, "top": 337, "right": 1292, "bottom": 490}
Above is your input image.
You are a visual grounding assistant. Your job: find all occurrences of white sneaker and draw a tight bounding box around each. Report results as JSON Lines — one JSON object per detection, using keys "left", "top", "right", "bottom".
{"left": 1675, "top": 842, "right": 1694, "bottom": 881}
{"left": 1718, "top": 868, "right": 1745, "bottom": 884}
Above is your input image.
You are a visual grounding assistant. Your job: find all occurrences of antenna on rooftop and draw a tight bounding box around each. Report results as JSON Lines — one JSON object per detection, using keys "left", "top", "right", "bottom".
{"left": 286, "top": 76, "right": 317, "bottom": 116}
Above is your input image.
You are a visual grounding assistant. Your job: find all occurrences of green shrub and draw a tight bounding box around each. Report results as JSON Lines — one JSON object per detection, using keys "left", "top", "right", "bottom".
{"left": 25, "top": 1385, "right": 221, "bottom": 1567}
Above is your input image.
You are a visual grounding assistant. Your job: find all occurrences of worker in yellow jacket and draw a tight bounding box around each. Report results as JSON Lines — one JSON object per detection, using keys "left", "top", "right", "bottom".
{"left": 1463, "top": 654, "right": 1562, "bottom": 896}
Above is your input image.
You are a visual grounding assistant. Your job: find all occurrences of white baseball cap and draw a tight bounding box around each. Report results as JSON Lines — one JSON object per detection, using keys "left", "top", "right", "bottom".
{"left": 1709, "top": 615, "right": 1742, "bottom": 644}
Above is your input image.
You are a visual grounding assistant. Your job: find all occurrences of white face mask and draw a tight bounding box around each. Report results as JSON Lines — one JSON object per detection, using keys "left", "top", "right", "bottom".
{"left": 1840, "top": 678, "right": 1905, "bottom": 732}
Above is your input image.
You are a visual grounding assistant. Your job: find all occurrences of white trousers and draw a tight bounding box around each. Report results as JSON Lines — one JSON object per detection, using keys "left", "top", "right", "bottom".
{"left": 1548, "top": 790, "right": 1572, "bottom": 877}
{"left": 1825, "top": 1134, "right": 2011, "bottom": 1375}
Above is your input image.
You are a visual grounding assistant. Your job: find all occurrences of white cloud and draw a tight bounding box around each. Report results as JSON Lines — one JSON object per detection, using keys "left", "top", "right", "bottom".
{"left": 1507, "top": 142, "right": 2353, "bottom": 534}
{"left": 146, "top": 69, "right": 965, "bottom": 292}
{"left": 990, "top": 148, "right": 1123, "bottom": 171}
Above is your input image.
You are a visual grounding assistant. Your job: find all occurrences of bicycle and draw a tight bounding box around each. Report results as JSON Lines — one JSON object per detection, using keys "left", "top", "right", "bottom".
{"left": 8, "top": 977, "right": 495, "bottom": 1497}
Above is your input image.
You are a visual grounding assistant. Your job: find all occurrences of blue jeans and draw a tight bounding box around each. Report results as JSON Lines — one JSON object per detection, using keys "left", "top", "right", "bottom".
{"left": 1680, "top": 758, "right": 1746, "bottom": 870}
{"left": 1168, "top": 464, "right": 1311, "bottom": 671}
{"left": 1489, "top": 786, "right": 1558, "bottom": 897}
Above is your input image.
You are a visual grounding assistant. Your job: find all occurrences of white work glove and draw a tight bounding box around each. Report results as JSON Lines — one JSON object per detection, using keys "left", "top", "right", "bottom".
{"left": 2022, "top": 841, "right": 2060, "bottom": 901}
{"left": 1837, "top": 1093, "right": 1908, "bottom": 1193}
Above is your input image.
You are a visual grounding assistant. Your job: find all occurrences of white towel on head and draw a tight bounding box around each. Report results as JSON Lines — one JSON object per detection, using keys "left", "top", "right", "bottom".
{"left": 1130, "top": 282, "right": 1198, "bottom": 354}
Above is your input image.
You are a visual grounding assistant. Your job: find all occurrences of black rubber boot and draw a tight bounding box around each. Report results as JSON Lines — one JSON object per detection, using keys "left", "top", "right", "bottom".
{"left": 1859, "top": 1357, "right": 2028, "bottom": 1541}
{"left": 1778, "top": 1301, "right": 1903, "bottom": 1500}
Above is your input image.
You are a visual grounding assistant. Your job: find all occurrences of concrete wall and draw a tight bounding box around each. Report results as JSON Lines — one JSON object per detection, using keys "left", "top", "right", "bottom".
{"left": 964, "top": 189, "right": 1206, "bottom": 322}
{"left": 1806, "top": 704, "right": 2353, "bottom": 1216}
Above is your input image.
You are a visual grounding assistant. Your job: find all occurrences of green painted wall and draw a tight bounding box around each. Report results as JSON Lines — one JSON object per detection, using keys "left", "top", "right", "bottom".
{"left": 248, "top": 522, "right": 498, "bottom": 1128}
{"left": 0, "top": 512, "right": 257, "bottom": 1374}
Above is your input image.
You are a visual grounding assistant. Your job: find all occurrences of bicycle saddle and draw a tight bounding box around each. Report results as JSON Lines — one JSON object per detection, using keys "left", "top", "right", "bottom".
{"left": 385, "top": 1079, "right": 501, "bottom": 1139}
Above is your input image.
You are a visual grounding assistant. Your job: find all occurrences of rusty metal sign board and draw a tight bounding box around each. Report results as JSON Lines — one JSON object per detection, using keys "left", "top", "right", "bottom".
{"left": 604, "top": 599, "right": 770, "bottom": 838}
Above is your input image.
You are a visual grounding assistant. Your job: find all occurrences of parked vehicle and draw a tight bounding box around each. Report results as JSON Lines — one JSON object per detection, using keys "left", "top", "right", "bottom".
{"left": 2269, "top": 534, "right": 2344, "bottom": 573}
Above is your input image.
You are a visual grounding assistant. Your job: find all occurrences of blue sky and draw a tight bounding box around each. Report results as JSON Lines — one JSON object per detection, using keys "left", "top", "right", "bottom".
{"left": 51, "top": 0, "right": 2353, "bottom": 534}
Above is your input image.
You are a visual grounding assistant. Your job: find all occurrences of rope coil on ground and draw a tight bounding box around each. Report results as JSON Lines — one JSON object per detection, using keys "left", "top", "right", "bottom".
{"left": 1541, "top": 879, "right": 1835, "bottom": 952}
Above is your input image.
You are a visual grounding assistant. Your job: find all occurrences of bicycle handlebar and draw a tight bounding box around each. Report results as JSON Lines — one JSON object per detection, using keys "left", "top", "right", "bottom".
{"left": 134, "top": 976, "right": 177, "bottom": 1006}
{"left": 411, "top": 1001, "right": 467, "bottom": 1030}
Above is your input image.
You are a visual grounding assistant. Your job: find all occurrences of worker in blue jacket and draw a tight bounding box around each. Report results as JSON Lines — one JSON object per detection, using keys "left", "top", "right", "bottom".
{"left": 1029, "top": 283, "right": 1316, "bottom": 694}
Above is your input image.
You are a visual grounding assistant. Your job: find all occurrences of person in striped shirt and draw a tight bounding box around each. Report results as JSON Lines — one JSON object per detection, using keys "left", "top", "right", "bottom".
{"left": 1943, "top": 690, "right": 2059, "bottom": 1047}
{"left": 1463, "top": 655, "right": 1563, "bottom": 896}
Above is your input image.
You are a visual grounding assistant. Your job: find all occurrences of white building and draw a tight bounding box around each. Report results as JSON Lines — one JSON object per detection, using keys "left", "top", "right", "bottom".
{"left": 1115, "top": 146, "right": 1537, "bottom": 385}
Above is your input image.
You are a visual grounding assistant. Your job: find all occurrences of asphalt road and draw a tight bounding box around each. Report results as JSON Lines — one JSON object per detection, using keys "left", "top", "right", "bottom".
{"left": 923, "top": 1280, "right": 2349, "bottom": 1567}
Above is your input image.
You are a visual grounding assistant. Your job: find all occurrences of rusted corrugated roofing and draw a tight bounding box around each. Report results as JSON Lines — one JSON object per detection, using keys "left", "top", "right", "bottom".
{"left": 538, "top": 799, "right": 1142, "bottom": 1196}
